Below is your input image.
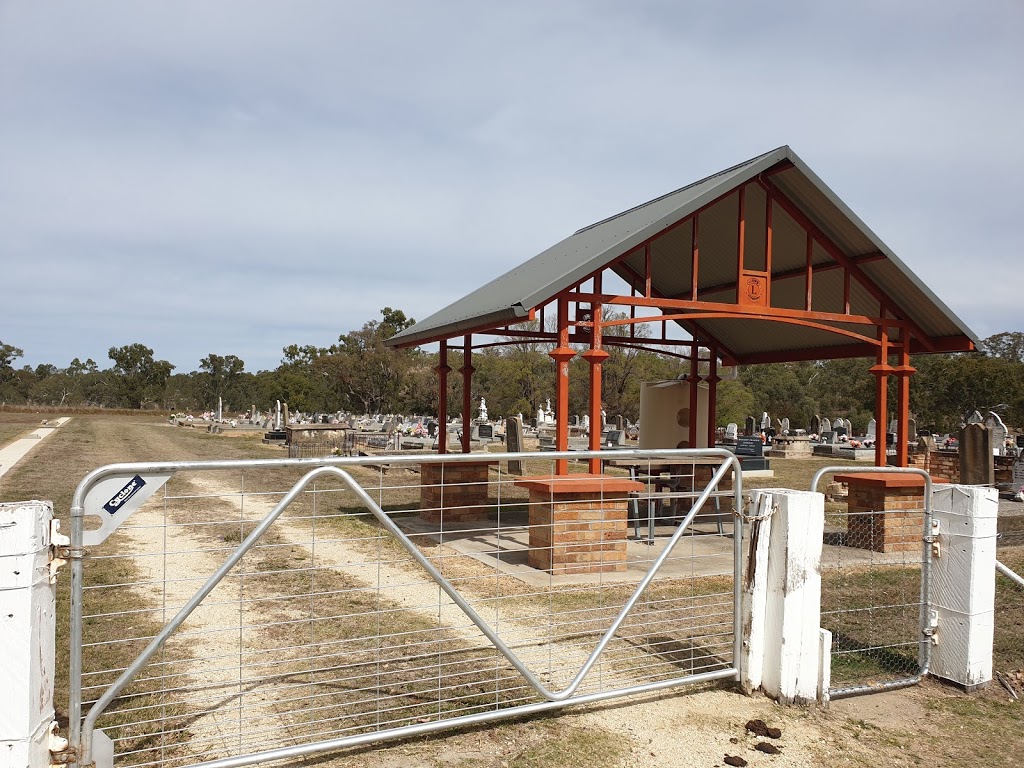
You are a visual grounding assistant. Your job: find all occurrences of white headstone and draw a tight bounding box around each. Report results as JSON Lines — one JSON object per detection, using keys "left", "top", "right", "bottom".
{"left": 781, "top": 417, "right": 790, "bottom": 434}
{"left": 478, "top": 398, "right": 488, "bottom": 422}
{"left": 760, "top": 412, "right": 770, "bottom": 430}
{"left": 984, "top": 411, "right": 1008, "bottom": 456}
{"left": 726, "top": 423, "right": 738, "bottom": 440}
{"left": 217, "top": 396, "right": 223, "bottom": 422}
{"left": 889, "top": 418, "right": 897, "bottom": 434}
{"left": 866, "top": 418, "right": 876, "bottom": 439}
{"left": 820, "top": 418, "right": 831, "bottom": 434}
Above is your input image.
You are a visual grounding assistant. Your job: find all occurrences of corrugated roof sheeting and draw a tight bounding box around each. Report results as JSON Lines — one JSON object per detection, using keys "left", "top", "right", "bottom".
{"left": 861, "top": 259, "right": 970, "bottom": 339}
{"left": 695, "top": 317, "right": 875, "bottom": 357}
{"left": 389, "top": 145, "right": 976, "bottom": 356}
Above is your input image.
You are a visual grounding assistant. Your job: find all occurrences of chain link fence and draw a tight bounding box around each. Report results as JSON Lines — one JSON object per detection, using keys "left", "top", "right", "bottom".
{"left": 817, "top": 470, "right": 928, "bottom": 698}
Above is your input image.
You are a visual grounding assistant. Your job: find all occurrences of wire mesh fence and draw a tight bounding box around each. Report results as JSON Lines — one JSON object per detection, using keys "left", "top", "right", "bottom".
{"left": 819, "top": 499, "right": 926, "bottom": 696}
{"left": 995, "top": 513, "right": 1024, "bottom": 689}
{"left": 71, "top": 451, "right": 740, "bottom": 768}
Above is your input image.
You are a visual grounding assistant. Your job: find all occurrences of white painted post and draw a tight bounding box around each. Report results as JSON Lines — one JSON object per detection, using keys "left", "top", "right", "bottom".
{"left": 929, "top": 485, "right": 998, "bottom": 689}
{"left": 741, "top": 491, "right": 773, "bottom": 694}
{"left": 0, "top": 501, "right": 59, "bottom": 768}
{"left": 753, "top": 489, "right": 825, "bottom": 705}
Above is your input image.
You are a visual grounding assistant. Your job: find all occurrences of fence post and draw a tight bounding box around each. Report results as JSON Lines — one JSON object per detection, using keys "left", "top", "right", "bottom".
{"left": 0, "top": 501, "right": 60, "bottom": 768}
{"left": 742, "top": 489, "right": 825, "bottom": 705}
{"left": 929, "top": 485, "right": 998, "bottom": 690}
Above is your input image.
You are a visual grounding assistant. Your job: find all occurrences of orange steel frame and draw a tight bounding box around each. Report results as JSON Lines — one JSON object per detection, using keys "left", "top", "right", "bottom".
{"left": 425, "top": 172, "right": 962, "bottom": 472}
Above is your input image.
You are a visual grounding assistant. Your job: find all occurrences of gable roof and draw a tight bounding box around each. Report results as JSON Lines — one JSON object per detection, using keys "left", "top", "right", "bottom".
{"left": 389, "top": 146, "right": 976, "bottom": 361}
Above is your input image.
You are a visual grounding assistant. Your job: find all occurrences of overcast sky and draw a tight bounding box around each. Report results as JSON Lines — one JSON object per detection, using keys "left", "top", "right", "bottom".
{"left": 2, "top": 2, "right": 1021, "bottom": 373}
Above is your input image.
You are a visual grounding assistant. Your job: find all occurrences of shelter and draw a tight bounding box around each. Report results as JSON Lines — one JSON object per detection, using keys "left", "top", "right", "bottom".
{"left": 388, "top": 146, "right": 977, "bottom": 471}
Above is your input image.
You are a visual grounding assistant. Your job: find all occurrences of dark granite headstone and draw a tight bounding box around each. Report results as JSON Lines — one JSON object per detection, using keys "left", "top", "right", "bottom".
{"left": 736, "top": 436, "right": 764, "bottom": 457}
{"left": 744, "top": 416, "right": 757, "bottom": 437}
{"left": 477, "top": 423, "right": 494, "bottom": 439}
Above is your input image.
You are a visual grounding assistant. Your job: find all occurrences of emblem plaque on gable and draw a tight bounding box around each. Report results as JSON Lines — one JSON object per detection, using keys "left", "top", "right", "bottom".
{"left": 741, "top": 274, "right": 768, "bottom": 306}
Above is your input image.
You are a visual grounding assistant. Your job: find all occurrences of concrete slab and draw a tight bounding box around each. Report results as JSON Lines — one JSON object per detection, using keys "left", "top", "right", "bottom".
{"left": 0, "top": 418, "right": 70, "bottom": 482}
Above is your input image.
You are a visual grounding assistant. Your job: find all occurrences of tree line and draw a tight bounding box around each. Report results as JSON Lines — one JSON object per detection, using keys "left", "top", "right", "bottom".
{"left": 2, "top": 314, "right": 1022, "bottom": 435}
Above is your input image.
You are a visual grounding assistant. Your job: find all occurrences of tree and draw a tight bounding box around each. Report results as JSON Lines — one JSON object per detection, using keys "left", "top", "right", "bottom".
{"left": 108, "top": 344, "right": 175, "bottom": 409}
{"left": 198, "top": 353, "right": 246, "bottom": 406}
{"left": 320, "top": 308, "right": 419, "bottom": 414}
{"left": 0, "top": 340, "right": 22, "bottom": 381}
{"left": 979, "top": 332, "right": 1024, "bottom": 363}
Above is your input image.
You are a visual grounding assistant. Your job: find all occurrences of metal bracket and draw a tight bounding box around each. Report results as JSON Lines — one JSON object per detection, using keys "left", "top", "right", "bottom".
{"left": 48, "top": 721, "right": 76, "bottom": 766}
{"left": 922, "top": 610, "right": 939, "bottom": 645}
{"left": 49, "top": 519, "right": 73, "bottom": 581}
{"left": 927, "top": 519, "right": 941, "bottom": 559}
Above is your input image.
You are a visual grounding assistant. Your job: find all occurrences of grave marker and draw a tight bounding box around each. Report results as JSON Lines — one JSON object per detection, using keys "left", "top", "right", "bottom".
{"left": 506, "top": 417, "right": 524, "bottom": 474}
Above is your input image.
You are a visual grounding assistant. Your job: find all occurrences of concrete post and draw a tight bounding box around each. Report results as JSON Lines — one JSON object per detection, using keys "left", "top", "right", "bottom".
{"left": 0, "top": 501, "right": 60, "bottom": 768}
{"left": 741, "top": 489, "right": 825, "bottom": 705}
{"left": 929, "top": 485, "right": 998, "bottom": 689}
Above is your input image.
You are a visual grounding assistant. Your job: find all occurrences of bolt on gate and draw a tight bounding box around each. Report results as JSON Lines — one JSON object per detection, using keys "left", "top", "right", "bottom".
{"left": 811, "top": 466, "right": 934, "bottom": 700}
{"left": 66, "top": 449, "right": 743, "bottom": 768}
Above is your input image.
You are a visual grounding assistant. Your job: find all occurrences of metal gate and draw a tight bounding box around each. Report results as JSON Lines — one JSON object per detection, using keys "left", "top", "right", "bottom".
{"left": 66, "top": 449, "right": 743, "bottom": 768}
{"left": 811, "top": 466, "right": 934, "bottom": 699}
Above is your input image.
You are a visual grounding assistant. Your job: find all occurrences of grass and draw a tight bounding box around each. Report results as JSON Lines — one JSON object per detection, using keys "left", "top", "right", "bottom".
{"left": 4, "top": 418, "right": 1024, "bottom": 767}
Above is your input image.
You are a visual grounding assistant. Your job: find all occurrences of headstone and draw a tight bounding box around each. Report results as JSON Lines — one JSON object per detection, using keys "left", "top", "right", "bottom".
{"left": 745, "top": 416, "right": 757, "bottom": 437}
{"left": 604, "top": 429, "right": 625, "bottom": 446}
{"left": 908, "top": 418, "right": 918, "bottom": 441}
{"left": 781, "top": 417, "right": 790, "bottom": 434}
{"left": 866, "top": 419, "right": 877, "bottom": 440}
{"left": 760, "top": 412, "right": 770, "bottom": 431}
{"left": 820, "top": 431, "right": 836, "bottom": 445}
{"left": 809, "top": 414, "right": 821, "bottom": 435}
{"left": 427, "top": 421, "right": 437, "bottom": 438}
{"left": 820, "top": 417, "right": 831, "bottom": 434}
{"left": 918, "top": 434, "right": 937, "bottom": 453}
{"left": 477, "top": 423, "right": 494, "bottom": 440}
{"left": 959, "top": 423, "right": 994, "bottom": 485}
{"left": 582, "top": 415, "right": 590, "bottom": 432}
{"left": 615, "top": 414, "right": 624, "bottom": 430}
{"left": 506, "top": 417, "right": 524, "bottom": 475}
{"left": 530, "top": 418, "right": 538, "bottom": 429}
{"left": 572, "top": 415, "right": 580, "bottom": 427}
{"left": 833, "top": 425, "right": 847, "bottom": 437}
{"left": 775, "top": 418, "right": 783, "bottom": 432}
{"left": 725, "top": 423, "right": 739, "bottom": 441}
{"left": 736, "top": 436, "right": 764, "bottom": 457}
{"left": 1012, "top": 455, "right": 1024, "bottom": 495}
{"left": 275, "top": 400, "right": 282, "bottom": 431}
{"left": 217, "top": 397, "right": 223, "bottom": 422}
{"left": 478, "top": 398, "right": 488, "bottom": 421}
{"left": 965, "top": 410, "right": 984, "bottom": 425}
{"left": 537, "top": 408, "right": 545, "bottom": 426}
{"left": 984, "top": 412, "right": 1008, "bottom": 456}
{"left": 889, "top": 418, "right": 898, "bottom": 434}
{"left": 843, "top": 419, "right": 853, "bottom": 435}
{"left": 283, "top": 402, "right": 289, "bottom": 427}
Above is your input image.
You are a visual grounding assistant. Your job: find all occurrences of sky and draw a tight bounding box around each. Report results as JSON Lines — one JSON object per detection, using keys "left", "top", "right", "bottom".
{"left": 2, "top": 1, "right": 1022, "bottom": 374}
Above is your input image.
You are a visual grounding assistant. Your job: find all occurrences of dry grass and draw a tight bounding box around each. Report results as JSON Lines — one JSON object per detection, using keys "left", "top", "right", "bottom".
{"left": 4, "top": 418, "right": 1024, "bottom": 767}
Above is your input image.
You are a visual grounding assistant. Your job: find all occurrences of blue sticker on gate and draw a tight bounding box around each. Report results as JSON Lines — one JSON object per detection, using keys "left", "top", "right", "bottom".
{"left": 103, "top": 474, "right": 147, "bottom": 515}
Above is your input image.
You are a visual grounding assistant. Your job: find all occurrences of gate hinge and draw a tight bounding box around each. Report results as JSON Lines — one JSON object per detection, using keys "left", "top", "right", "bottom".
{"left": 926, "top": 519, "right": 941, "bottom": 558}
{"left": 922, "top": 610, "right": 939, "bottom": 645}
{"left": 49, "top": 520, "right": 76, "bottom": 580}
{"left": 48, "top": 722, "right": 76, "bottom": 766}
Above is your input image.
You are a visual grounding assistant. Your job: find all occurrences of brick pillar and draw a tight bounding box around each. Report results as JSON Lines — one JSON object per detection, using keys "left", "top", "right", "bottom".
{"left": 527, "top": 490, "right": 629, "bottom": 574}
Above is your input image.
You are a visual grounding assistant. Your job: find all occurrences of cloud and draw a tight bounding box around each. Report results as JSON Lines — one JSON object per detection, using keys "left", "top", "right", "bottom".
{"left": 1, "top": 1, "right": 1021, "bottom": 371}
